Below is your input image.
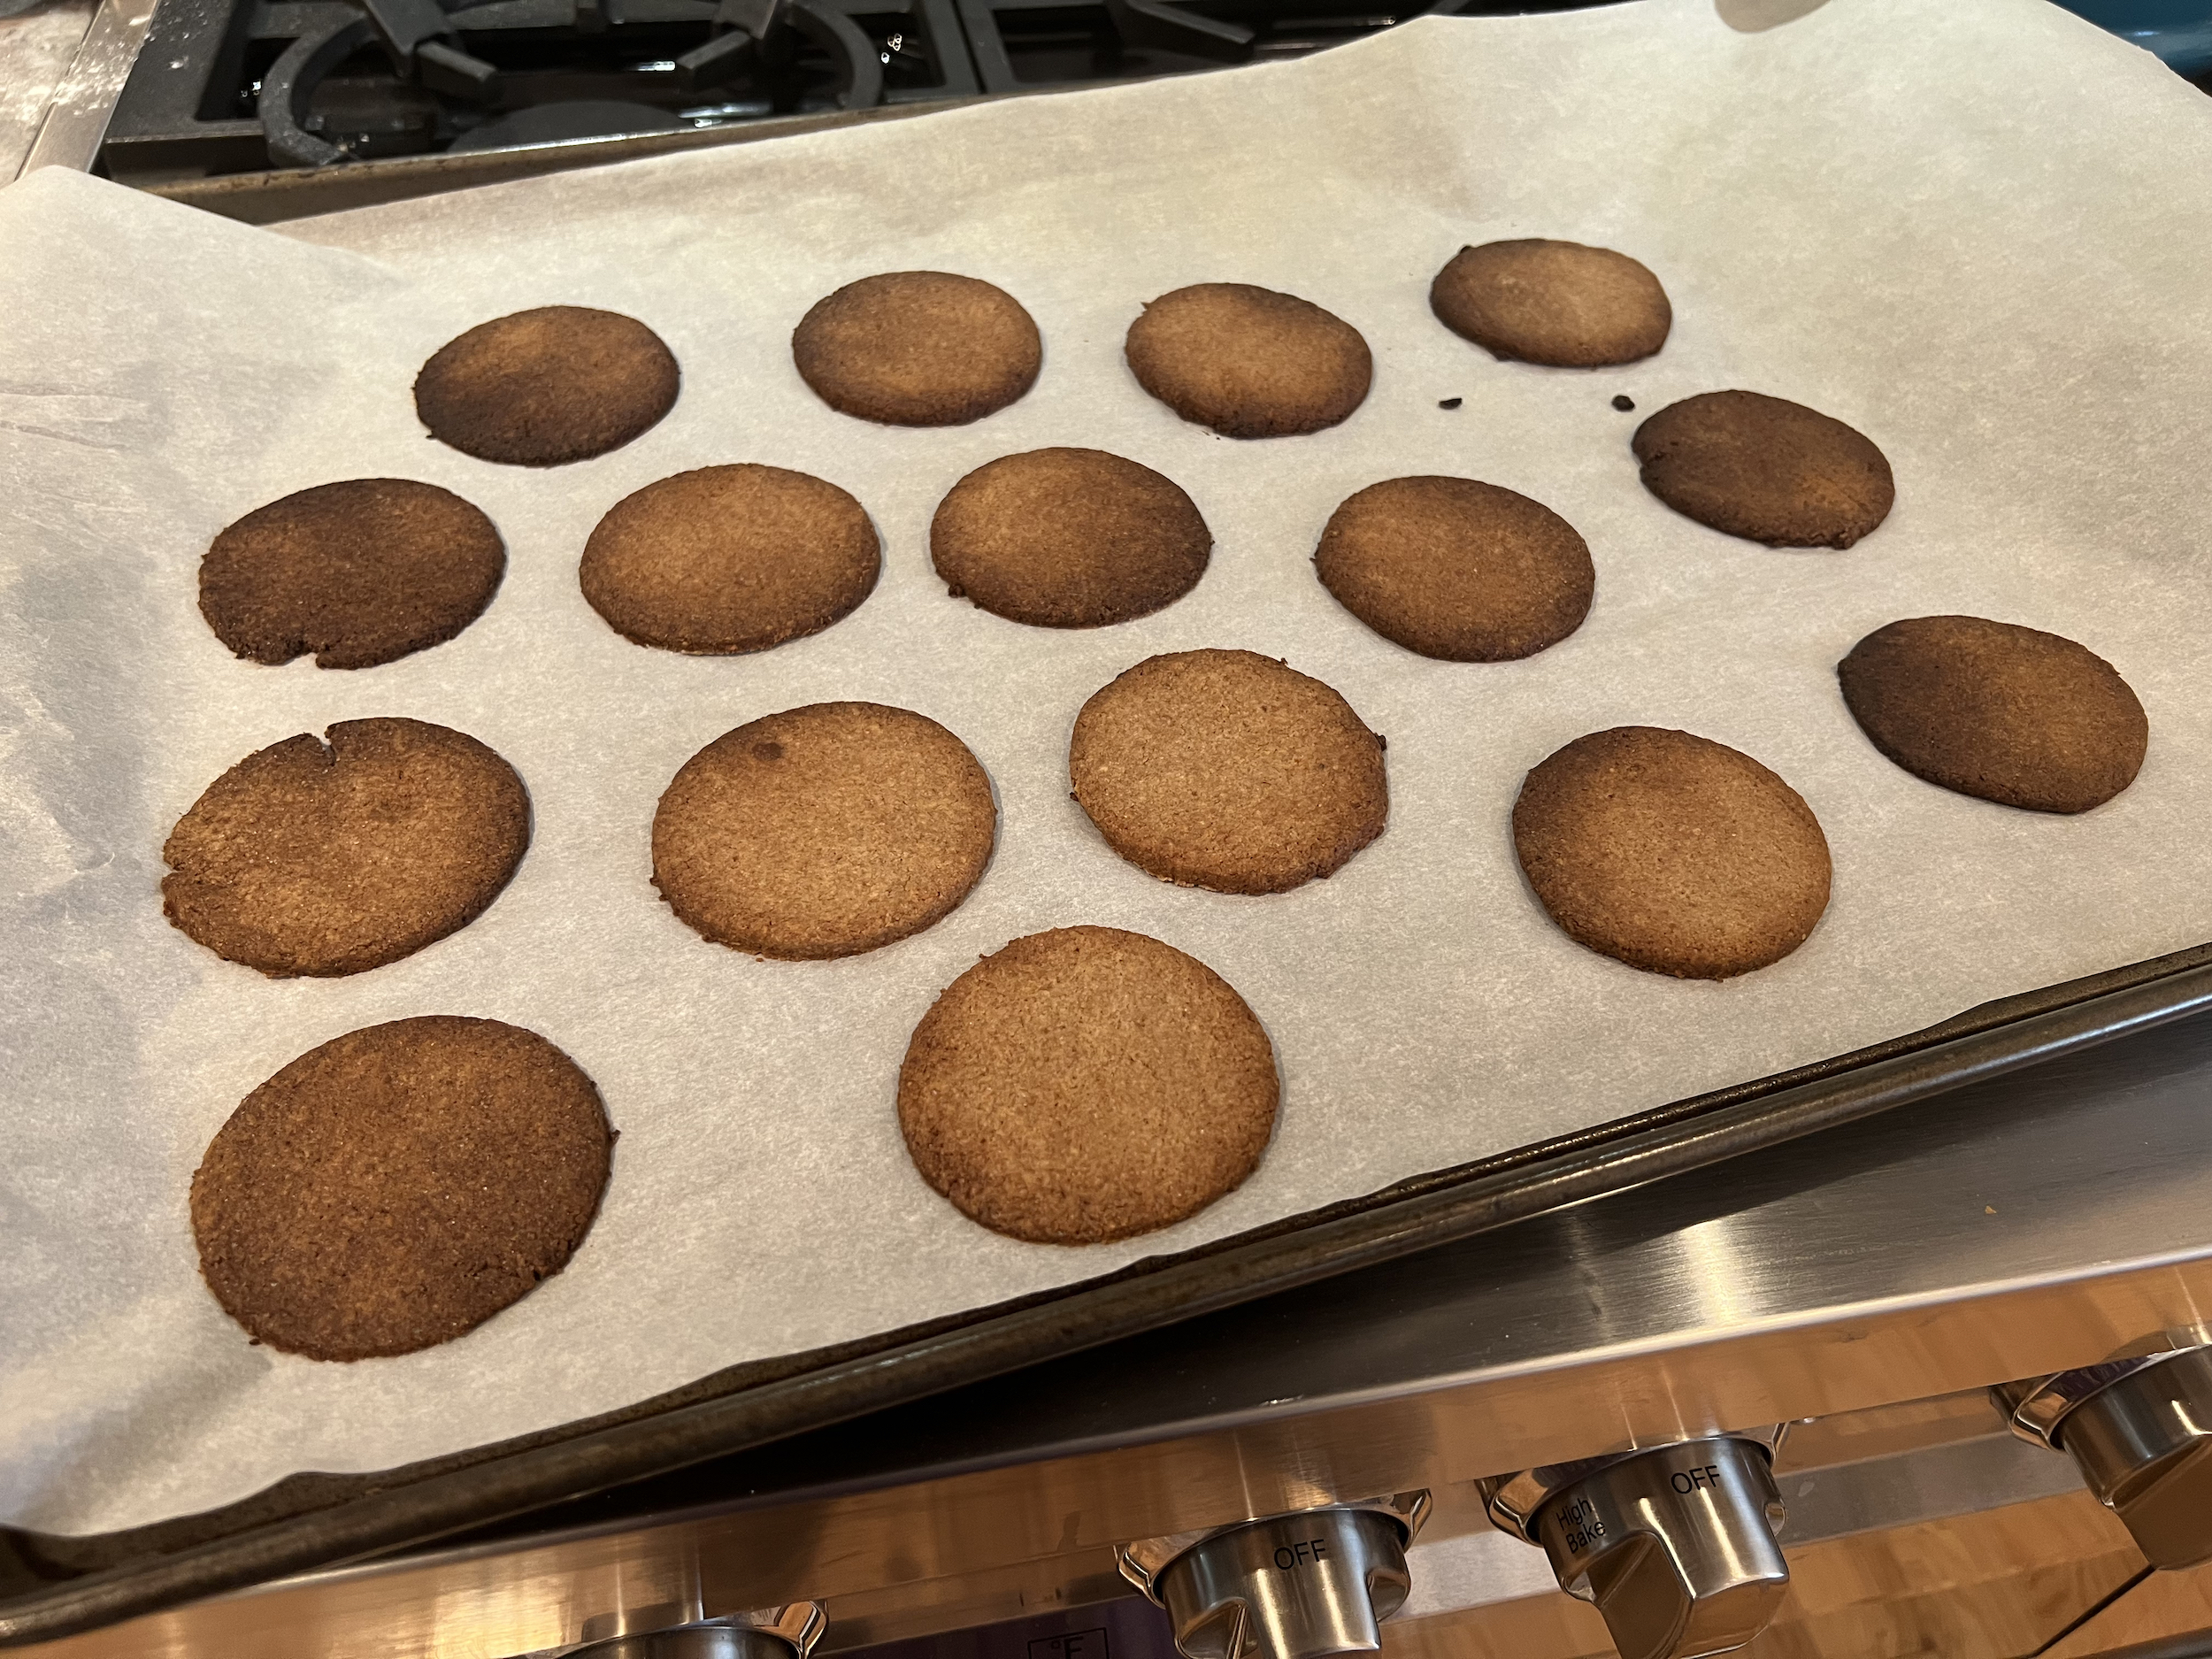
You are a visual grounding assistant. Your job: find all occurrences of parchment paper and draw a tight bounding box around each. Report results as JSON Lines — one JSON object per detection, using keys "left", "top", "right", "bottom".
{"left": 7, "top": 0, "right": 2212, "bottom": 1537}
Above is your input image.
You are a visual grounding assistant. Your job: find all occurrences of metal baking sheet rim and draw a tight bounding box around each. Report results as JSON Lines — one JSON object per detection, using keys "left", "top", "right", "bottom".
{"left": 8, "top": 940, "right": 2212, "bottom": 1648}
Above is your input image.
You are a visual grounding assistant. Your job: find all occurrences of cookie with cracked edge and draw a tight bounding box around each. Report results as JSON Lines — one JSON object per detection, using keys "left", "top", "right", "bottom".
{"left": 1632, "top": 389, "right": 1893, "bottom": 549}
{"left": 793, "top": 272, "right": 1041, "bottom": 426}
{"left": 898, "top": 925, "right": 1279, "bottom": 1244}
{"left": 1124, "top": 282, "right": 1371, "bottom": 438}
{"left": 415, "top": 305, "right": 679, "bottom": 466}
{"left": 1430, "top": 239, "right": 1671, "bottom": 367}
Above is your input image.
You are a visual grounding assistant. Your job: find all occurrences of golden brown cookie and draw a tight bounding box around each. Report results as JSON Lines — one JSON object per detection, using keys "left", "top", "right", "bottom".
{"left": 199, "top": 480, "right": 504, "bottom": 670}
{"left": 653, "top": 703, "right": 995, "bottom": 959}
{"left": 1124, "top": 283, "right": 1371, "bottom": 438}
{"left": 929, "top": 448, "right": 1210, "bottom": 628}
{"left": 580, "top": 464, "right": 880, "bottom": 654}
{"left": 1512, "top": 726, "right": 1831, "bottom": 979}
{"left": 414, "top": 306, "right": 679, "bottom": 466}
{"left": 792, "top": 272, "right": 1041, "bottom": 426}
{"left": 1839, "top": 616, "right": 2148, "bottom": 813}
{"left": 898, "top": 926, "right": 1278, "bottom": 1244}
{"left": 1314, "top": 476, "right": 1594, "bottom": 661}
{"left": 163, "top": 718, "right": 529, "bottom": 979}
{"left": 1069, "top": 649, "right": 1387, "bottom": 895}
{"left": 1633, "top": 390, "right": 1893, "bottom": 549}
{"left": 191, "top": 1016, "right": 613, "bottom": 1361}
{"left": 1429, "top": 240, "right": 1671, "bottom": 367}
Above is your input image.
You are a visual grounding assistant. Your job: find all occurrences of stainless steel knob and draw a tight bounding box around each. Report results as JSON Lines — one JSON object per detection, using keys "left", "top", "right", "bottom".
{"left": 568, "top": 1604, "right": 826, "bottom": 1659}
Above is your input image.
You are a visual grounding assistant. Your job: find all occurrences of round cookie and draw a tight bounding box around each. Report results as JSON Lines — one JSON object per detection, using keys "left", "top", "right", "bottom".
{"left": 1124, "top": 283, "right": 1371, "bottom": 439}
{"left": 414, "top": 305, "right": 679, "bottom": 466}
{"left": 581, "top": 465, "right": 880, "bottom": 654}
{"left": 1315, "top": 475, "right": 1594, "bottom": 661}
{"left": 930, "top": 448, "right": 1210, "bottom": 628}
{"left": 1632, "top": 389, "right": 1893, "bottom": 549}
{"left": 191, "top": 1016, "right": 612, "bottom": 1361}
{"left": 1512, "top": 726, "right": 1831, "bottom": 979}
{"left": 1069, "top": 649, "right": 1387, "bottom": 895}
{"left": 653, "top": 703, "right": 995, "bottom": 959}
{"left": 1839, "top": 615, "right": 2147, "bottom": 813}
{"left": 898, "top": 926, "right": 1279, "bottom": 1244}
{"left": 793, "top": 272, "right": 1041, "bottom": 426}
{"left": 1429, "top": 239, "right": 1671, "bottom": 367}
{"left": 200, "top": 480, "right": 504, "bottom": 670}
{"left": 164, "top": 718, "right": 528, "bottom": 979}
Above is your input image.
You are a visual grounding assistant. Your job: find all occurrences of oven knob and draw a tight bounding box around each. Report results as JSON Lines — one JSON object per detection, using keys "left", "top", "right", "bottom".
{"left": 1116, "top": 1494, "right": 1431, "bottom": 1659}
{"left": 566, "top": 1603, "right": 826, "bottom": 1659}
{"left": 1997, "top": 1347, "right": 2212, "bottom": 1570}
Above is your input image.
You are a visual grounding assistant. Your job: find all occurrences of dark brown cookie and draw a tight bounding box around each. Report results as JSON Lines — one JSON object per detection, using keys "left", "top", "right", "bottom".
{"left": 1070, "top": 649, "right": 1387, "bottom": 895}
{"left": 1315, "top": 476, "right": 1594, "bottom": 661}
{"left": 199, "top": 480, "right": 504, "bottom": 670}
{"left": 1839, "top": 616, "right": 2148, "bottom": 813}
{"left": 1632, "top": 389, "right": 1893, "bottom": 549}
{"left": 191, "top": 1016, "right": 613, "bottom": 1362}
{"left": 1124, "top": 283, "right": 1371, "bottom": 438}
{"left": 163, "top": 718, "right": 529, "bottom": 978}
{"left": 898, "top": 926, "right": 1278, "bottom": 1244}
{"left": 1512, "top": 726, "right": 1831, "bottom": 979}
{"left": 414, "top": 306, "right": 679, "bottom": 466}
{"left": 792, "top": 272, "right": 1041, "bottom": 426}
{"left": 653, "top": 703, "right": 995, "bottom": 959}
{"left": 580, "top": 464, "right": 880, "bottom": 654}
{"left": 929, "top": 448, "right": 1210, "bottom": 628}
{"left": 1429, "top": 240, "right": 1671, "bottom": 367}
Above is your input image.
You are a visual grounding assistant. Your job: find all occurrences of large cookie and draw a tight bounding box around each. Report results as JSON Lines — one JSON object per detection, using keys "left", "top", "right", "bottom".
{"left": 652, "top": 703, "right": 995, "bottom": 959}
{"left": 1632, "top": 390, "right": 1893, "bottom": 549}
{"left": 1429, "top": 240, "right": 1671, "bottom": 367}
{"left": 581, "top": 464, "right": 880, "bottom": 654}
{"left": 1314, "top": 475, "right": 1594, "bottom": 661}
{"left": 191, "top": 1016, "right": 613, "bottom": 1362}
{"left": 163, "top": 718, "right": 529, "bottom": 978}
{"left": 200, "top": 480, "right": 505, "bottom": 670}
{"left": 415, "top": 306, "right": 679, "bottom": 466}
{"left": 1069, "top": 649, "right": 1387, "bottom": 895}
{"left": 1512, "top": 726, "right": 1831, "bottom": 979}
{"left": 1125, "top": 283, "right": 1371, "bottom": 438}
{"left": 930, "top": 447, "right": 1210, "bottom": 628}
{"left": 898, "top": 926, "right": 1279, "bottom": 1244}
{"left": 792, "top": 271, "right": 1041, "bottom": 426}
{"left": 1839, "top": 615, "right": 2147, "bottom": 813}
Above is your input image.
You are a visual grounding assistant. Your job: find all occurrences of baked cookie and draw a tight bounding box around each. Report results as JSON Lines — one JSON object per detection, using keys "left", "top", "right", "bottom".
{"left": 793, "top": 272, "right": 1041, "bottom": 426}
{"left": 930, "top": 448, "right": 1210, "bottom": 628}
{"left": 1125, "top": 283, "right": 1371, "bottom": 438}
{"left": 1314, "top": 476, "right": 1594, "bottom": 661}
{"left": 653, "top": 703, "right": 995, "bottom": 959}
{"left": 1839, "top": 615, "right": 2147, "bottom": 813}
{"left": 581, "top": 464, "right": 880, "bottom": 654}
{"left": 1513, "top": 726, "right": 1831, "bottom": 979}
{"left": 163, "top": 718, "right": 528, "bottom": 978}
{"left": 1429, "top": 240, "right": 1671, "bottom": 367}
{"left": 1632, "top": 390, "right": 1893, "bottom": 549}
{"left": 415, "top": 306, "right": 679, "bottom": 466}
{"left": 1069, "top": 649, "right": 1387, "bottom": 895}
{"left": 898, "top": 926, "right": 1278, "bottom": 1244}
{"left": 200, "top": 480, "right": 504, "bottom": 670}
{"left": 192, "top": 1016, "right": 613, "bottom": 1361}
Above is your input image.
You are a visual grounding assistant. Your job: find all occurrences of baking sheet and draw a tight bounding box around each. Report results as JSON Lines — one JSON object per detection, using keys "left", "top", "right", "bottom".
{"left": 7, "top": 0, "right": 2212, "bottom": 1539}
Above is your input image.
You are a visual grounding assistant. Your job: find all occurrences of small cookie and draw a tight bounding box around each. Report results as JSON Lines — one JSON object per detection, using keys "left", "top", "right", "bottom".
{"left": 415, "top": 306, "right": 679, "bottom": 466}
{"left": 653, "top": 703, "right": 995, "bottom": 959}
{"left": 1315, "top": 476, "right": 1594, "bottom": 661}
{"left": 1513, "top": 726, "right": 1831, "bottom": 979}
{"left": 1633, "top": 390, "right": 1893, "bottom": 549}
{"left": 1839, "top": 616, "right": 2148, "bottom": 813}
{"left": 163, "top": 718, "right": 529, "bottom": 978}
{"left": 898, "top": 926, "right": 1279, "bottom": 1245}
{"left": 1429, "top": 240, "right": 1671, "bottom": 367}
{"left": 793, "top": 272, "right": 1041, "bottom": 426}
{"left": 1070, "top": 649, "right": 1387, "bottom": 895}
{"left": 192, "top": 1016, "right": 613, "bottom": 1361}
{"left": 930, "top": 448, "right": 1210, "bottom": 628}
{"left": 1125, "top": 283, "right": 1371, "bottom": 438}
{"left": 199, "top": 480, "right": 505, "bottom": 670}
{"left": 581, "top": 465, "right": 880, "bottom": 654}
